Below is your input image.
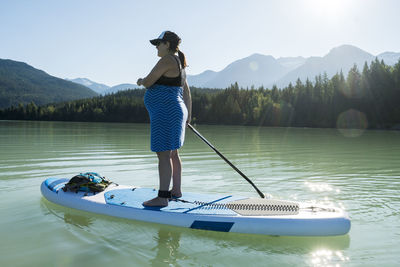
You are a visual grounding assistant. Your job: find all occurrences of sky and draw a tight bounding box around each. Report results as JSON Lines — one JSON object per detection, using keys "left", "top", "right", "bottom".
{"left": 1, "top": 0, "right": 399, "bottom": 87}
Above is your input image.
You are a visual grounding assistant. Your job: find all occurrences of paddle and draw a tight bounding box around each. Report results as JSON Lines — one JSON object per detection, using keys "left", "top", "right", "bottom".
{"left": 187, "top": 124, "right": 265, "bottom": 198}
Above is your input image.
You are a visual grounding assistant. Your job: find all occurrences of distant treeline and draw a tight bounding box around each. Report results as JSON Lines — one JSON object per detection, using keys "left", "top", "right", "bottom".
{"left": 1, "top": 59, "right": 399, "bottom": 129}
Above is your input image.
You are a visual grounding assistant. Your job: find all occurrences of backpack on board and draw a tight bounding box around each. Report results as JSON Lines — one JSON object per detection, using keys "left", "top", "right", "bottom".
{"left": 62, "top": 172, "right": 113, "bottom": 194}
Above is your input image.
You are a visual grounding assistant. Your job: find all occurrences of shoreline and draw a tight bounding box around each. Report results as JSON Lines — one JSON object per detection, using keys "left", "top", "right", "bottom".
{"left": 1, "top": 119, "right": 399, "bottom": 131}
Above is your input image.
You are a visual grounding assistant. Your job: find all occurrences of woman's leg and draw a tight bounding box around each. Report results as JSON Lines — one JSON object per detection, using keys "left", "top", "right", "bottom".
{"left": 157, "top": 150, "right": 172, "bottom": 191}
{"left": 143, "top": 150, "right": 172, "bottom": 207}
{"left": 170, "top": 149, "right": 182, "bottom": 197}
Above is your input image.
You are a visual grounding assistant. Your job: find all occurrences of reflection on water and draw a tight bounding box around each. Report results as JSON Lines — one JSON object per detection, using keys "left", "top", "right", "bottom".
{"left": 309, "top": 249, "right": 350, "bottom": 266}
{"left": 1, "top": 121, "right": 400, "bottom": 266}
{"left": 44, "top": 203, "right": 95, "bottom": 229}
{"left": 151, "top": 229, "right": 184, "bottom": 267}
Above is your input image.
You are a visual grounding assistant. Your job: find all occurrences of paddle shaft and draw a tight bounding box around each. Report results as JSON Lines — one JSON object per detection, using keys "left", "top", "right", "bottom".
{"left": 188, "top": 124, "right": 265, "bottom": 198}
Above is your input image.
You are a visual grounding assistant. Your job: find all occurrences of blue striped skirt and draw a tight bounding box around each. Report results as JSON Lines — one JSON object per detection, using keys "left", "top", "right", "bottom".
{"left": 144, "top": 84, "right": 188, "bottom": 152}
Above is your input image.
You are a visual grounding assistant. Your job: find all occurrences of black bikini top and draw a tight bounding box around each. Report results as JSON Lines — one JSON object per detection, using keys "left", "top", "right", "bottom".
{"left": 154, "top": 56, "right": 183, "bottom": 87}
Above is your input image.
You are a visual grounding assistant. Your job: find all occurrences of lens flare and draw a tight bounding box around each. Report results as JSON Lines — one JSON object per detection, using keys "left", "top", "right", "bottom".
{"left": 339, "top": 84, "right": 366, "bottom": 99}
{"left": 336, "top": 109, "right": 368, "bottom": 137}
{"left": 249, "top": 61, "right": 259, "bottom": 71}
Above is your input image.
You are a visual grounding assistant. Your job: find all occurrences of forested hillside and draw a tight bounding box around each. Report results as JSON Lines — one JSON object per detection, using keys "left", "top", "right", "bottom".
{"left": 0, "top": 59, "right": 98, "bottom": 108}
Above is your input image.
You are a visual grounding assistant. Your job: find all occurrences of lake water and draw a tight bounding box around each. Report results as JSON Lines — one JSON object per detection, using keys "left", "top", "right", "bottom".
{"left": 0, "top": 120, "right": 399, "bottom": 266}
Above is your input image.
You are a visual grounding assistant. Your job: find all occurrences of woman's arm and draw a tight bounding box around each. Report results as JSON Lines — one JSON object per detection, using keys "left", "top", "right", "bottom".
{"left": 137, "top": 57, "right": 172, "bottom": 88}
{"left": 183, "top": 79, "right": 192, "bottom": 124}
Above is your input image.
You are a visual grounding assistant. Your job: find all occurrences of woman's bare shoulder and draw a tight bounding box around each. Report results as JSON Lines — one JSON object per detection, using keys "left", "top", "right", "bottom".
{"left": 158, "top": 55, "right": 176, "bottom": 65}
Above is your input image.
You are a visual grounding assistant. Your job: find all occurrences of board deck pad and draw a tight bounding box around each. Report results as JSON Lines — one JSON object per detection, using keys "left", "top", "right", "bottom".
{"left": 226, "top": 198, "right": 299, "bottom": 216}
{"left": 104, "top": 188, "right": 248, "bottom": 215}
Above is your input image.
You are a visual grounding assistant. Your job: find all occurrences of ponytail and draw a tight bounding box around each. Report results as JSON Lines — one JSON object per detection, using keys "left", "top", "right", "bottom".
{"left": 178, "top": 50, "right": 187, "bottom": 69}
{"left": 163, "top": 31, "right": 187, "bottom": 68}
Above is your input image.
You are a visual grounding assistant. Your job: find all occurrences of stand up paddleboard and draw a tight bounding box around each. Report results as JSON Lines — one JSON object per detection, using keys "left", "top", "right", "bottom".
{"left": 41, "top": 178, "right": 351, "bottom": 236}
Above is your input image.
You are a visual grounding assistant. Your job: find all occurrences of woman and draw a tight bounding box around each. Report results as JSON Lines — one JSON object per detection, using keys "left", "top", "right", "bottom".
{"left": 137, "top": 31, "right": 192, "bottom": 207}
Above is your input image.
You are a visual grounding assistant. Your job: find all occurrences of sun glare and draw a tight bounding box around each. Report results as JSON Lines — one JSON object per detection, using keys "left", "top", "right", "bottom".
{"left": 306, "top": 0, "right": 347, "bottom": 19}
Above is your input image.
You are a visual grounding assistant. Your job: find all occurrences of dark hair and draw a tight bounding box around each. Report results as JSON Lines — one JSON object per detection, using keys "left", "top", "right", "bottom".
{"left": 163, "top": 31, "right": 187, "bottom": 69}
{"left": 177, "top": 50, "right": 187, "bottom": 69}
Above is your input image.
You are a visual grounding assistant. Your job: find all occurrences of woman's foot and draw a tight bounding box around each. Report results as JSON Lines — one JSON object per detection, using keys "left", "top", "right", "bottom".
{"left": 142, "top": 196, "right": 169, "bottom": 207}
{"left": 170, "top": 190, "right": 182, "bottom": 198}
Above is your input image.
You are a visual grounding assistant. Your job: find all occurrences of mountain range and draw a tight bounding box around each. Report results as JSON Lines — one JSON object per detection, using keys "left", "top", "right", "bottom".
{"left": 66, "top": 78, "right": 110, "bottom": 94}
{"left": 67, "top": 78, "right": 140, "bottom": 94}
{"left": 1, "top": 44, "right": 399, "bottom": 109}
{"left": 68, "top": 45, "right": 399, "bottom": 92}
{"left": 187, "top": 45, "right": 400, "bottom": 89}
